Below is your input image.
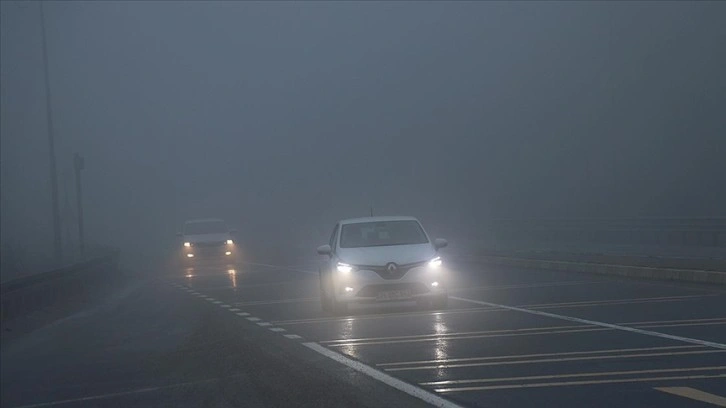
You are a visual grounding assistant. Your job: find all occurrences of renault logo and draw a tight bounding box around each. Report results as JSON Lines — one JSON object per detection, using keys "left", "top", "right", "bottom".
{"left": 386, "top": 263, "right": 398, "bottom": 274}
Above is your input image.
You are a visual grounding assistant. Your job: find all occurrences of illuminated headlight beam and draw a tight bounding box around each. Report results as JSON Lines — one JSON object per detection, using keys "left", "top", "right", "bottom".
{"left": 428, "top": 256, "right": 442, "bottom": 268}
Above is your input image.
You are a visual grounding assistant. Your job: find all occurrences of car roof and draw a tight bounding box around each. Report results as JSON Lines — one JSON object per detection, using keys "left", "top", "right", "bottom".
{"left": 340, "top": 216, "right": 419, "bottom": 225}
{"left": 184, "top": 218, "right": 225, "bottom": 224}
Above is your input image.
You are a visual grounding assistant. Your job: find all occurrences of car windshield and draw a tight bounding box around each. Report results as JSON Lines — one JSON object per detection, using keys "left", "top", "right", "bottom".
{"left": 184, "top": 221, "right": 227, "bottom": 235}
{"left": 340, "top": 221, "right": 429, "bottom": 248}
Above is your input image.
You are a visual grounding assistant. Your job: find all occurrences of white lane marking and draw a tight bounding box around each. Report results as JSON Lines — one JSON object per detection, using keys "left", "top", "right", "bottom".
{"left": 435, "top": 374, "right": 726, "bottom": 393}
{"left": 246, "top": 317, "right": 261, "bottom": 322}
{"left": 522, "top": 294, "right": 715, "bottom": 310}
{"left": 229, "top": 308, "right": 241, "bottom": 312}
{"left": 452, "top": 280, "right": 604, "bottom": 293}
{"left": 423, "top": 365, "right": 726, "bottom": 386}
{"left": 269, "top": 327, "right": 286, "bottom": 332}
{"left": 385, "top": 350, "right": 725, "bottom": 372}
{"left": 211, "top": 301, "right": 223, "bottom": 304}
{"left": 655, "top": 386, "right": 726, "bottom": 407}
{"left": 219, "top": 305, "right": 231, "bottom": 308}
{"left": 236, "top": 312, "right": 250, "bottom": 317}
{"left": 272, "top": 307, "right": 500, "bottom": 326}
{"left": 451, "top": 296, "right": 726, "bottom": 350}
{"left": 257, "top": 322, "right": 272, "bottom": 327}
{"left": 322, "top": 324, "right": 588, "bottom": 344}
{"left": 378, "top": 345, "right": 701, "bottom": 367}
{"left": 284, "top": 334, "right": 303, "bottom": 340}
{"left": 327, "top": 327, "right": 605, "bottom": 347}
{"left": 303, "top": 342, "right": 463, "bottom": 408}
{"left": 13, "top": 377, "right": 223, "bottom": 408}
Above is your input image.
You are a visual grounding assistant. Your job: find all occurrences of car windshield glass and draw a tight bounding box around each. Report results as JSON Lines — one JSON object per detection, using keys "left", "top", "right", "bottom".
{"left": 184, "top": 221, "right": 227, "bottom": 235}
{"left": 340, "top": 221, "right": 429, "bottom": 248}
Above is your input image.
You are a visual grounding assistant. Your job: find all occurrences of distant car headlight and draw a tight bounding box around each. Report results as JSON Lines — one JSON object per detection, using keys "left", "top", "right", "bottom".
{"left": 226, "top": 239, "right": 234, "bottom": 245}
{"left": 428, "top": 256, "right": 442, "bottom": 269}
{"left": 337, "top": 262, "right": 353, "bottom": 273}
{"left": 184, "top": 242, "right": 191, "bottom": 247}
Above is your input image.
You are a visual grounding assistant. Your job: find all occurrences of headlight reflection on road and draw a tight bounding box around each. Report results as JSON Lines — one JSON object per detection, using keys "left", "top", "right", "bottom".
{"left": 228, "top": 269, "right": 237, "bottom": 288}
{"left": 432, "top": 312, "right": 450, "bottom": 380}
{"left": 338, "top": 318, "right": 361, "bottom": 360}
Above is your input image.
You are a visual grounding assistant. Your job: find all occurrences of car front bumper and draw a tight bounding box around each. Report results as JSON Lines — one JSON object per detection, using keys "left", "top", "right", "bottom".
{"left": 333, "top": 266, "right": 446, "bottom": 303}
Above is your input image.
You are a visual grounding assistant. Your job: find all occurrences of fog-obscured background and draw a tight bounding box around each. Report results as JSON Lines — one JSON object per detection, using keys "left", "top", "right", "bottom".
{"left": 2, "top": 1, "right": 725, "bottom": 275}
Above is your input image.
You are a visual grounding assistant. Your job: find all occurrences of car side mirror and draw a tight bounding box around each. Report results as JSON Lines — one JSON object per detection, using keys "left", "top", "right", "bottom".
{"left": 317, "top": 244, "right": 332, "bottom": 255}
{"left": 434, "top": 238, "right": 448, "bottom": 249}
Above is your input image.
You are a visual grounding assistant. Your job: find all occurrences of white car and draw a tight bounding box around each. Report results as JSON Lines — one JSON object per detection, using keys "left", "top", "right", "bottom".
{"left": 178, "top": 218, "right": 237, "bottom": 263}
{"left": 317, "top": 216, "right": 448, "bottom": 314}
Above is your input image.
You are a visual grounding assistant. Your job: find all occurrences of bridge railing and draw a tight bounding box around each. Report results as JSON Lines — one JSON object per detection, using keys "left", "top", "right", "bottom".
{"left": 0, "top": 249, "right": 120, "bottom": 321}
{"left": 483, "top": 217, "right": 726, "bottom": 249}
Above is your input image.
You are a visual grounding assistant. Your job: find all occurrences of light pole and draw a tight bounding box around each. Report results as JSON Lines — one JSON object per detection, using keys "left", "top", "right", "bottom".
{"left": 74, "top": 154, "right": 85, "bottom": 256}
{"left": 40, "top": 1, "right": 62, "bottom": 264}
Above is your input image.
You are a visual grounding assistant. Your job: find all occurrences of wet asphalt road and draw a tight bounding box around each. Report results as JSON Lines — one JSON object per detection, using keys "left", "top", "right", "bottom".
{"left": 2, "top": 254, "right": 725, "bottom": 407}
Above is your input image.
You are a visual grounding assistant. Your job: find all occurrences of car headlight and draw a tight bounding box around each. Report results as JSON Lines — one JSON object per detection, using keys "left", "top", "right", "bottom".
{"left": 337, "top": 262, "right": 353, "bottom": 273}
{"left": 226, "top": 239, "right": 234, "bottom": 245}
{"left": 184, "top": 242, "right": 191, "bottom": 247}
{"left": 428, "top": 256, "right": 442, "bottom": 269}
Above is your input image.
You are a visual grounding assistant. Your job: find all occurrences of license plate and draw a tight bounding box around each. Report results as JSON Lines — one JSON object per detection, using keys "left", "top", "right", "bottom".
{"left": 377, "top": 289, "right": 412, "bottom": 301}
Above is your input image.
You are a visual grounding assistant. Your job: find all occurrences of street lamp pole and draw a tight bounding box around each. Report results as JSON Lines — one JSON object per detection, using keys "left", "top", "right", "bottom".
{"left": 40, "top": 1, "right": 62, "bottom": 264}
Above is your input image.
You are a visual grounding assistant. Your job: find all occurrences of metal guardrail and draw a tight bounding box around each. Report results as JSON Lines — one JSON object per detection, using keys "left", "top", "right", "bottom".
{"left": 1, "top": 250, "right": 120, "bottom": 321}
{"left": 486, "top": 217, "right": 726, "bottom": 248}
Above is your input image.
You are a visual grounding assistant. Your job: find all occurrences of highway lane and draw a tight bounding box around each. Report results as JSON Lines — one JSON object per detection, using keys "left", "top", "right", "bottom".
{"left": 2, "top": 255, "right": 724, "bottom": 408}
{"left": 176, "top": 256, "right": 726, "bottom": 408}
{"left": 0, "top": 264, "right": 435, "bottom": 408}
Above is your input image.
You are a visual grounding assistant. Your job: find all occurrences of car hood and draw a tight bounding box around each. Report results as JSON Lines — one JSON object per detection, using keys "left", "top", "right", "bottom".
{"left": 338, "top": 244, "right": 436, "bottom": 266}
{"left": 184, "top": 233, "right": 231, "bottom": 243}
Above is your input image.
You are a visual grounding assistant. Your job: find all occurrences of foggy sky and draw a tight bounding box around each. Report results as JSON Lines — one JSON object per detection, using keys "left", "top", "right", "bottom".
{"left": 2, "top": 1, "right": 725, "bottom": 265}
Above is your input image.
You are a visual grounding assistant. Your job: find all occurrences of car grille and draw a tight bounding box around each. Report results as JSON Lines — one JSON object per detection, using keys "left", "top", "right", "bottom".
{"left": 357, "top": 260, "right": 427, "bottom": 280}
{"left": 193, "top": 241, "right": 226, "bottom": 248}
{"left": 357, "top": 282, "right": 430, "bottom": 298}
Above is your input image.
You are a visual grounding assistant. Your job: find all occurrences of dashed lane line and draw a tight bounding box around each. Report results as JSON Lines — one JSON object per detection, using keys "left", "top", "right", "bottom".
{"left": 246, "top": 317, "right": 261, "bottom": 322}
{"left": 284, "top": 334, "right": 303, "bottom": 340}
{"left": 269, "top": 327, "right": 286, "bottom": 332}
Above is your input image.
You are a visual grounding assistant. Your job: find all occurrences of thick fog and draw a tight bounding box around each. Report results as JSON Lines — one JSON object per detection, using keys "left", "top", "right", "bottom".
{"left": 2, "top": 1, "right": 725, "bottom": 272}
